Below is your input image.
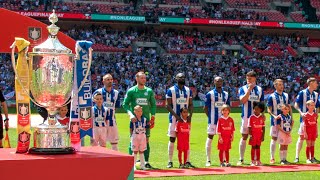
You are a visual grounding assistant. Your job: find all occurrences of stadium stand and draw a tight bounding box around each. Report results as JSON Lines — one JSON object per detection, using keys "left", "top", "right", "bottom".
{"left": 1, "top": 0, "right": 320, "bottom": 103}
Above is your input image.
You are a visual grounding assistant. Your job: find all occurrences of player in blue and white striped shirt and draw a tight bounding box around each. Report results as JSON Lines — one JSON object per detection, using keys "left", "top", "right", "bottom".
{"left": 204, "top": 76, "right": 230, "bottom": 167}
{"left": 166, "top": 73, "right": 194, "bottom": 168}
{"left": 237, "top": 71, "right": 264, "bottom": 165}
{"left": 267, "top": 79, "right": 292, "bottom": 164}
{"left": 293, "top": 77, "right": 319, "bottom": 163}
{"left": 93, "top": 74, "right": 120, "bottom": 151}
{"left": 91, "top": 92, "right": 108, "bottom": 147}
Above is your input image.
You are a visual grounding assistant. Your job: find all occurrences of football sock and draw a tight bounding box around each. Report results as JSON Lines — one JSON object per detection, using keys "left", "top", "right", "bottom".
{"left": 310, "top": 146, "right": 315, "bottom": 159}
{"left": 256, "top": 148, "right": 260, "bottom": 161}
{"left": 219, "top": 150, "right": 224, "bottom": 163}
{"left": 140, "top": 153, "right": 145, "bottom": 168}
{"left": 206, "top": 138, "right": 212, "bottom": 162}
{"left": 134, "top": 153, "right": 137, "bottom": 165}
{"left": 184, "top": 150, "right": 188, "bottom": 164}
{"left": 295, "top": 138, "right": 303, "bottom": 159}
{"left": 178, "top": 150, "right": 182, "bottom": 164}
{"left": 239, "top": 138, "right": 246, "bottom": 160}
{"left": 187, "top": 149, "right": 190, "bottom": 162}
{"left": 280, "top": 150, "right": 284, "bottom": 161}
{"left": 270, "top": 139, "right": 276, "bottom": 159}
{"left": 251, "top": 147, "right": 255, "bottom": 161}
{"left": 168, "top": 141, "right": 174, "bottom": 162}
{"left": 225, "top": 150, "right": 230, "bottom": 163}
{"left": 284, "top": 150, "right": 288, "bottom": 160}
{"left": 306, "top": 146, "right": 310, "bottom": 160}
{"left": 144, "top": 142, "right": 150, "bottom": 162}
{"left": 129, "top": 142, "right": 133, "bottom": 155}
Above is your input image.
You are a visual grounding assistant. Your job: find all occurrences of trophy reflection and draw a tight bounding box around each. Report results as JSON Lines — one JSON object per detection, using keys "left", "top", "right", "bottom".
{"left": 11, "top": 10, "right": 92, "bottom": 154}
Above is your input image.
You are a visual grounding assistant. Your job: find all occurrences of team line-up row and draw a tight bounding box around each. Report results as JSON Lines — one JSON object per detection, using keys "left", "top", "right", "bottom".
{"left": 14, "top": 71, "right": 319, "bottom": 170}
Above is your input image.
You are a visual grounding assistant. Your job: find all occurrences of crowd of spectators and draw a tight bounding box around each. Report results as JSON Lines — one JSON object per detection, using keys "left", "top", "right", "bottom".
{"left": 0, "top": 0, "right": 288, "bottom": 22}
{"left": 1, "top": 27, "right": 319, "bottom": 103}
{"left": 86, "top": 51, "right": 319, "bottom": 103}
{"left": 0, "top": 0, "right": 136, "bottom": 14}
{"left": 0, "top": 54, "right": 14, "bottom": 96}
{"left": 62, "top": 27, "right": 320, "bottom": 101}
{"left": 141, "top": 4, "right": 281, "bottom": 22}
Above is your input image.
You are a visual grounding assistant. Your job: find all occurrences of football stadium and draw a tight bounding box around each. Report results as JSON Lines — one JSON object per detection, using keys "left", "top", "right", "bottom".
{"left": 0, "top": 0, "right": 320, "bottom": 179}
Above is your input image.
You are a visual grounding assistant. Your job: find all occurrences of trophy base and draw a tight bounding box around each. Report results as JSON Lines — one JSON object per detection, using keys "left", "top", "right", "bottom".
{"left": 28, "top": 147, "right": 76, "bottom": 155}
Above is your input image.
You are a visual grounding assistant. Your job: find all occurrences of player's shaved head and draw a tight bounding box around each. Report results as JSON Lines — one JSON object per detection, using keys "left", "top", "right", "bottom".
{"left": 214, "top": 76, "right": 223, "bottom": 82}
{"left": 136, "top": 71, "right": 146, "bottom": 78}
{"left": 103, "top": 74, "right": 113, "bottom": 80}
{"left": 135, "top": 71, "right": 146, "bottom": 86}
{"left": 103, "top": 73, "right": 113, "bottom": 88}
{"left": 175, "top": 73, "right": 186, "bottom": 86}
{"left": 175, "top": 73, "right": 185, "bottom": 79}
{"left": 214, "top": 76, "right": 223, "bottom": 88}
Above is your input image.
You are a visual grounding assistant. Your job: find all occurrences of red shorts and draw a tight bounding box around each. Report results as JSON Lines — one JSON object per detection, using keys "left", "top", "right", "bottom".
{"left": 306, "top": 131, "right": 317, "bottom": 141}
{"left": 177, "top": 139, "right": 189, "bottom": 151}
{"left": 249, "top": 134, "right": 262, "bottom": 146}
{"left": 217, "top": 136, "right": 232, "bottom": 150}
{"left": 306, "top": 127, "right": 317, "bottom": 141}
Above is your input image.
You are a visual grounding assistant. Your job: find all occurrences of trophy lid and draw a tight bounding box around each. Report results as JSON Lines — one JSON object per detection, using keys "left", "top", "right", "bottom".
{"left": 32, "top": 10, "right": 72, "bottom": 55}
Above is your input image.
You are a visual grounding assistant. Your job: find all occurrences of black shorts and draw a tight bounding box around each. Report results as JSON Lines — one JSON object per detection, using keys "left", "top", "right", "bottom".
{"left": 0, "top": 116, "right": 3, "bottom": 140}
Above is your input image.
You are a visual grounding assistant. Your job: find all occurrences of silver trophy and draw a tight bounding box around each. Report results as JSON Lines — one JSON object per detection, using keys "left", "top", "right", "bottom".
{"left": 11, "top": 10, "right": 92, "bottom": 154}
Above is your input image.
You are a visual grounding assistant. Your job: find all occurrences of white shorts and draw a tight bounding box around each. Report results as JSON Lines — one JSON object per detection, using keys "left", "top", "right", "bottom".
{"left": 278, "top": 131, "right": 292, "bottom": 145}
{"left": 240, "top": 118, "right": 249, "bottom": 134}
{"left": 270, "top": 125, "right": 279, "bottom": 137}
{"left": 92, "top": 126, "right": 107, "bottom": 147}
{"left": 207, "top": 124, "right": 217, "bottom": 135}
{"left": 107, "top": 125, "right": 119, "bottom": 144}
{"left": 131, "top": 134, "right": 147, "bottom": 152}
{"left": 167, "top": 122, "right": 177, "bottom": 138}
{"left": 298, "top": 122, "right": 305, "bottom": 135}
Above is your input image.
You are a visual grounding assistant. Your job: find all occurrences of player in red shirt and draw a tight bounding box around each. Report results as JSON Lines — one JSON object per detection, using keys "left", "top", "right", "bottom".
{"left": 175, "top": 107, "right": 191, "bottom": 168}
{"left": 217, "top": 104, "right": 235, "bottom": 167}
{"left": 56, "top": 106, "right": 70, "bottom": 126}
{"left": 248, "top": 102, "right": 265, "bottom": 166}
{"left": 304, "top": 100, "right": 319, "bottom": 163}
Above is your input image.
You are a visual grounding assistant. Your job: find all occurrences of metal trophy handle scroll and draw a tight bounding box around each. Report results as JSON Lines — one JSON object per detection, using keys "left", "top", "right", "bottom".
{"left": 11, "top": 10, "right": 92, "bottom": 154}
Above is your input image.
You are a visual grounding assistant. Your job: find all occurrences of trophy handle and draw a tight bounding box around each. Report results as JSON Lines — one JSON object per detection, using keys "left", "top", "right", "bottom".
{"left": 10, "top": 42, "right": 47, "bottom": 109}
{"left": 57, "top": 47, "right": 93, "bottom": 108}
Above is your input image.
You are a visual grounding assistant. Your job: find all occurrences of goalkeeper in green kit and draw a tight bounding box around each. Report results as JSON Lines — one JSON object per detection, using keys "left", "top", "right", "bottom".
{"left": 123, "top": 71, "right": 156, "bottom": 169}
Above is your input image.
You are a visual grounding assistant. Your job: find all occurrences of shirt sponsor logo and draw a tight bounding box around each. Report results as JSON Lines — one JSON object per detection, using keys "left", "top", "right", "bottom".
{"left": 136, "top": 98, "right": 148, "bottom": 105}
{"left": 176, "top": 98, "right": 187, "bottom": 105}
{"left": 103, "top": 101, "right": 114, "bottom": 108}
{"left": 135, "top": 127, "right": 146, "bottom": 134}
{"left": 95, "top": 117, "right": 104, "bottom": 122}
{"left": 249, "top": 95, "right": 259, "bottom": 102}
{"left": 215, "top": 102, "right": 224, "bottom": 107}
{"left": 284, "top": 123, "right": 291, "bottom": 128}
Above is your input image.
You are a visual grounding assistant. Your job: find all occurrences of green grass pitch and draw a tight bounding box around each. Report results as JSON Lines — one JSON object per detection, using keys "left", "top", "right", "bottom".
{"left": 5, "top": 108, "right": 320, "bottom": 179}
